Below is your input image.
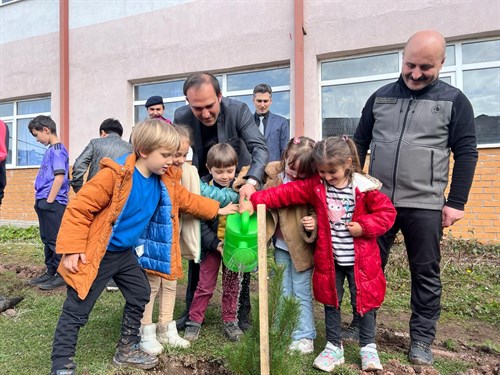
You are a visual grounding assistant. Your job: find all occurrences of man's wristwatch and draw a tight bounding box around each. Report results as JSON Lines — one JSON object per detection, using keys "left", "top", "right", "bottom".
{"left": 246, "top": 177, "right": 259, "bottom": 188}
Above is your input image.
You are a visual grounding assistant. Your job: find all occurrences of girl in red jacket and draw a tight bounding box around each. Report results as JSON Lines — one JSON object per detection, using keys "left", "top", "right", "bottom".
{"left": 241, "top": 136, "right": 396, "bottom": 372}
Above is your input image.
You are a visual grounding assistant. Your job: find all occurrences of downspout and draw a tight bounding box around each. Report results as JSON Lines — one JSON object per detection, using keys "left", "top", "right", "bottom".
{"left": 60, "top": 0, "right": 69, "bottom": 148}
{"left": 293, "top": 0, "right": 305, "bottom": 136}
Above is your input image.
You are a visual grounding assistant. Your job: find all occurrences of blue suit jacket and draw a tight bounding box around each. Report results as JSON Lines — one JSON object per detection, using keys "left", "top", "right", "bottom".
{"left": 262, "top": 112, "right": 289, "bottom": 162}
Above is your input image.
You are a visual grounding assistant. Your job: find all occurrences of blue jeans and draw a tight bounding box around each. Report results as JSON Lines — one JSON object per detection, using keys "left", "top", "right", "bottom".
{"left": 275, "top": 248, "right": 316, "bottom": 340}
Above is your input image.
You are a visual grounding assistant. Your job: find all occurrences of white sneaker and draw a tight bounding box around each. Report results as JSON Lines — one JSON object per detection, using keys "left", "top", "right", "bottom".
{"left": 313, "top": 342, "right": 345, "bottom": 372}
{"left": 360, "top": 343, "right": 383, "bottom": 371}
{"left": 289, "top": 338, "right": 314, "bottom": 354}
{"left": 139, "top": 324, "right": 163, "bottom": 355}
{"left": 157, "top": 321, "right": 191, "bottom": 348}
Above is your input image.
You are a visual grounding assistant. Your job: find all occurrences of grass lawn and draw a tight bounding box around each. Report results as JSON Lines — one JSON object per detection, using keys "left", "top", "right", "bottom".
{"left": 0, "top": 226, "right": 498, "bottom": 375}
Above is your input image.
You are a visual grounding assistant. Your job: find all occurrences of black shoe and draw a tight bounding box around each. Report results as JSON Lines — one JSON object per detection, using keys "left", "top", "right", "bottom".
{"left": 341, "top": 324, "right": 360, "bottom": 341}
{"left": 408, "top": 340, "right": 433, "bottom": 366}
{"left": 176, "top": 310, "right": 189, "bottom": 331}
{"left": 238, "top": 319, "right": 252, "bottom": 332}
{"left": 106, "top": 279, "right": 119, "bottom": 292}
{"left": 51, "top": 370, "right": 75, "bottom": 375}
{"left": 39, "top": 274, "right": 66, "bottom": 290}
{"left": 0, "top": 296, "right": 24, "bottom": 313}
{"left": 50, "top": 361, "right": 76, "bottom": 375}
{"left": 28, "top": 272, "right": 52, "bottom": 285}
{"left": 113, "top": 342, "right": 158, "bottom": 370}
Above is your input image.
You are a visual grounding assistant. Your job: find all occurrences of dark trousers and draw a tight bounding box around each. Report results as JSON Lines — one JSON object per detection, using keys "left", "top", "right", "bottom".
{"left": 0, "top": 160, "right": 6, "bottom": 206}
{"left": 325, "top": 263, "right": 376, "bottom": 347}
{"left": 185, "top": 259, "right": 252, "bottom": 323}
{"left": 51, "top": 250, "right": 150, "bottom": 371}
{"left": 34, "top": 199, "right": 65, "bottom": 275}
{"left": 185, "top": 260, "right": 200, "bottom": 310}
{"left": 237, "top": 272, "right": 251, "bottom": 324}
{"left": 378, "top": 207, "right": 442, "bottom": 344}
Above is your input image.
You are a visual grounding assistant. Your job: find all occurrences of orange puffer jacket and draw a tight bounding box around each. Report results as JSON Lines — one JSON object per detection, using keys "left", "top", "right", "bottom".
{"left": 56, "top": 153, "right": 219, "bottom": 300}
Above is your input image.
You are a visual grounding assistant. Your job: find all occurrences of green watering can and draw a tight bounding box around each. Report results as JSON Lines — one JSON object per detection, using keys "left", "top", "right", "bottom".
{"left": 223, "top": 211, "right": 258, "bottom": 272}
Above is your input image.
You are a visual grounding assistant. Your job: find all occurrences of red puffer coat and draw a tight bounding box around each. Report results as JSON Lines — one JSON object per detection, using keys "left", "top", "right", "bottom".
{"left": 250, "top": 173, "right": 396, "bottom": 314}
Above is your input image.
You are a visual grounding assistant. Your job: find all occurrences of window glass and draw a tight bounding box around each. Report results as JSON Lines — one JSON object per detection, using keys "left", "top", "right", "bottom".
{"left": 440, "top": 76, "right": 452, "bottom": 85}
{"left": 321, "top": 53, "right": 399, "bottom": 81}
{"left": 5, "top": 121, "right": 12, "bottom": 165}
{"left": 320, "top": 39, "right": 499, "bottom": 145}
{"left": 135, "top": 80, "right": 184, "bottom": 101}
{"left": 463, "top": 40, "right": 500, "bottom": 64}
{"left": 228, "top": 91, "right": 290, "bottom": 119}
{"left": 134, "top": 68, "right": 291, "bottom": 125}
{"left": 227, "top": 68, "right": 290, "bottom": 91}
{"left": 322, "top": 79, "right": 393, "bottom": 137}
{"left": 463, "top": 67, "right": 500, "bottom": 144}
{"left": 444, "top": 45, "right": 455, "bottom": 66}
{"left": 3, "top": 97, "right": 51, "bottom": 167}
{"left": 0, "top": 102, "right": 13, "bottom": 117}
{"left": 17, "top": 98, "right": 50, "bottom": 115}
{"left": 17, "top": 118, "right": 46, "bottom": 166}
{"left": 134, "top": 101, "right": 186, "bottom": 124}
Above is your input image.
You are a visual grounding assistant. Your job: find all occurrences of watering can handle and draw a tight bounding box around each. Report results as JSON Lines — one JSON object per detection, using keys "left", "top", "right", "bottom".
{"left": 241, "top": 211, "right": 250, "bottom": 234}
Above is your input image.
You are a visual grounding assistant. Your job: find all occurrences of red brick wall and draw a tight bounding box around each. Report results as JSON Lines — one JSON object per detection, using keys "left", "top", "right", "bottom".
{"left": 0, "top": 151, "right": 498, "bottom": 243}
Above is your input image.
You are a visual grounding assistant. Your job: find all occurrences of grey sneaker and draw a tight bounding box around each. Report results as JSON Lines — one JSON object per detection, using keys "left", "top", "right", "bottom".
{"left": 409, "top": 340, "right": 433, "bottom": 366}
{"left": 39, "top": 274, "right": 66, "bottom": 290}
{"left": 28, "top": 272, "right": 52, "bottom": 285}
{"left": 184, "top": 321, "right": 201, "bottom": 342}
{"left": 113, "top": 342, "right": 158, "bottom": 370}
{"left": 341, "top": 324, "right": 359, "bottom": 341}
{"left": 223, "top": 321, "right": 243, "bottom": 341}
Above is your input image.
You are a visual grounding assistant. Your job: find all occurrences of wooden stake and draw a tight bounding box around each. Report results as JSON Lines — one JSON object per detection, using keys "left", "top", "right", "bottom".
{"left": 257, "top": 204, "right": 270, "bottom": 375}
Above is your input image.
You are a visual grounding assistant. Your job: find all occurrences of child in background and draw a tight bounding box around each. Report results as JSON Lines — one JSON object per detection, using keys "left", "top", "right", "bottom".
{"left": 50, "top": 119, "right": 220, "bottom": 374}
{"left": 241, "top": 136, "right": 396, "bottom": 372}
{"left": 139, "top": 125, "right": 239, "bottom": 355}
{"left": 184, "top": 143, "right": 243, "bottom": 342}
{"left": 27, "top": 116, "right": 70, "bottom": 291}
{"left": 262, "top": 136, "right": 318, "bottom": 354}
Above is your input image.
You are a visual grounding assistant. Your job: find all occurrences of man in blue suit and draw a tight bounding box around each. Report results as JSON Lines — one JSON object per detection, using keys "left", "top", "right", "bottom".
{"left": 253, "top": 84, "right": 290, "bottom": 162}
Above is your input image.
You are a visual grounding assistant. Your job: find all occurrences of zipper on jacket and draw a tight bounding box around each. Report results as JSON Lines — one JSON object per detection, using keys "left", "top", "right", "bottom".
{"left": 392, "top": 96, "right": 414, "bottom": 202}
{"left": 430, "top": 150, "right": 434, "bottom": 186}
{"left": 368, "top": 145, "right": 376, "bottom": 176}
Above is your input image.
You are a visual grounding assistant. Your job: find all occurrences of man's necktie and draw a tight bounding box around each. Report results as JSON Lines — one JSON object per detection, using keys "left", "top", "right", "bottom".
{"left": 259, "top": 115, "right": 265, "bottom": 135}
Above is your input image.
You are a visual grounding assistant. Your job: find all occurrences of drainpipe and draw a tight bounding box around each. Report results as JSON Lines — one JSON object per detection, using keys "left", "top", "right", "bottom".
{"left": 60, "top": 0, "right": 69, "bottom": 148}
{"left": 293, "top": 0, "right": 305, "bottom": 136}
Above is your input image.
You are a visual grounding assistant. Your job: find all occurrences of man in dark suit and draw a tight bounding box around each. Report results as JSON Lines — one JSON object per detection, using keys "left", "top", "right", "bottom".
{"left": 253, "top": 83, "right": 290, "bottom": 162}
{"left": 174, "top": 72, "right": 268, "bottom": 333}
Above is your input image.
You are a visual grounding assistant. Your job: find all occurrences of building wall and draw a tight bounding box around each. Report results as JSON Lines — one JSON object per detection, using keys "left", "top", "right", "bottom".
{"left": 2, "top": 149, "right": 497, "bottom": 242}
{"left": 1, "top": 0, "right": 499, "bottom": 242}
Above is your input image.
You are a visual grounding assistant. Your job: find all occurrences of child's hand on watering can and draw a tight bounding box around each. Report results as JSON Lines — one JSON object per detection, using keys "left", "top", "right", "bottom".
{"left": 218, "top": 202, "right": 239, "bottom": 216}
{"left": 239, "top": 200, "right": 254, "bottom": 215}
{"left": 301, "top": 216, "right": 316, "bottom": 232}
{"left": 217, "top": 241, "right": 224, "bottom": 255}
